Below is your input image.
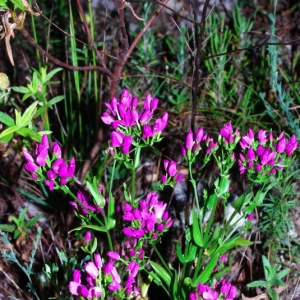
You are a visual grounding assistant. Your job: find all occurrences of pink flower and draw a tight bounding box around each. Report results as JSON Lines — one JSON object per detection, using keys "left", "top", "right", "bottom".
{"left": 101, "top": 112, "right": 115, "bottom": 125}
{"left": 195, "top": 127, "right": 204, "bottom": 142}
{"left": 258, "top": 129, "right": 267, "bottom": 144}
{"left": 94, "top": 253, "right": 102, "bottom": 269}
{"left": 84, "top": 262, "right": 98, "bottom": 279}
{"left": 111, "top": 131, "right": 124, "bottom": 147}
{"left": 186, "top": 130, "right": 194, "bottom": 149}
{"left": 107, "top": 251, "right": 120, "bottom": 260}
{"left": 123, "top": 136, "right": 133, "bottom": 154}
{"left": 276, "top": 137, "right": 286, "bottom": 153}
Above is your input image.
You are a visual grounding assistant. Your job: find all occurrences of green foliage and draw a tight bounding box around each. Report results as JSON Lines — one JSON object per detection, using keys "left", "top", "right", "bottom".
{"left": 1, "top": 227, "right": 42, "bottom": 299}
{"left": 0, "top": 0, "right": 25, "bottom": 10}
{"left": 0, "top": 101, "right": 42, "bottom": 143}
{"left": 247, "top": 255, "right": 290, "bottom": 300}
{"left": 9, "top": 206, "right": 42, "bottom": 239}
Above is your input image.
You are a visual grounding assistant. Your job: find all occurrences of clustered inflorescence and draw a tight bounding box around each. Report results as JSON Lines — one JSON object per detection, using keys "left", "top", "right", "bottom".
{"left": 22, "top": 135, "right": 75, "bottom": 190}
{"left": 238, "top": 129, "right": 297, "bottom": 179}
{"left": 101, "top": 89, "right": 168, "bottom": 156}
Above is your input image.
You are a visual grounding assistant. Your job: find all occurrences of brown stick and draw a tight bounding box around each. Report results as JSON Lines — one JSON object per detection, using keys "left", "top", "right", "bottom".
{"left": 110, "top": 0, "right": 170, "bottom": 98}
{"left": 19, "top": 26, "right": 114, "bottom": 78}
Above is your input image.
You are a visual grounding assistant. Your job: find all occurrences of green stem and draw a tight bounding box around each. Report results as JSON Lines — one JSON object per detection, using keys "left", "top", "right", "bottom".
{"left": 188, "top": 161, "right": 200, "bottom": 213}
{"left": 152, "top": 243, "right": 172, "bottom": 276}
{"left": 192, "top": 248, "right": 204, "bottom": 283}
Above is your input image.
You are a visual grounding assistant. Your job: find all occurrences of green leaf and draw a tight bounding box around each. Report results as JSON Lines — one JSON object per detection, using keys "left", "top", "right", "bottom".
{"left": 267, "top": 289, "right": 279, "bottom": 300}
{"left": 69, "top": 224, "right": 107, "bottom": 233}
{"left": 19, "top": 206, "right": 28, "bottom": 224}
{"left": 218, "top": 237, "right": 252, "bottom": 254}
{"left": 217, "top": 176, "right": 230, "bottom": 196}
{"left": 212, "top": 266, "right": 231, "bottom": 280}
{"left": 20, "top": 101, "right": 38, "bottom": 127}
{"left": 11, "top": 86, "right": 31, "bottom": 94}
{"left": 44, "top": 68, "right": 63, "bottom": 83}
{"left": 86, "top": 178, "right": 105, "bottom": 208}
{"left": 247, "top": 280, "right": 268, "bottom": 288}
{"left": 195, "top": 253, "right": 219, "bottom": 284}
{"left": 276, "top": 268, "right": 290, "bottom": 280}
{"left": 13, "top": 229, "right": 21, "bottom": 239}
{"left": 192, "top": 209, "right": 204, "bottom": 247}
{"left": 185, "top": 243, "right": 197, "bottom": 263}
{"left": 9, "top": 0, "right": 26, "bottom": 10}
{"left": 0, "top": 125, "right": 18, "bottom": 139}
{"left": 0, "top": 112, "right": 15, "bottom": 126}
{"left": 149, "top": 271, "right": 162, "bottom": 286}
{"left": 231, "top": 193, "right": 252, "bottom": 212}
{"left": 26, "top": 215, "right": 42, "bottom": 229}
{"left": 107, "top": 192, "right": 116, "bottom": 230}
{"left": 16, "top": 128, "right": 41, "bottom": 141}
{"left": 0, "top": 224, "right": 16, "bottom": 232}
{"left": 175, "top": 241, "right": 186, "bottom": 263}
{"left": 149, "top": 261, "right": 171, "bottom": 287}
{"left": 91, "top": 237, "right": 98, "bottom": 253}
{"left": 15, "top": 109, "right": 21, "bottom": 127}
{"left": 0, "top": 132, "right": 13, "bottom": 143}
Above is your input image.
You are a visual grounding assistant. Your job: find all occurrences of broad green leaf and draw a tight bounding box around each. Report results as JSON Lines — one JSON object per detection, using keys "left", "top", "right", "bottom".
{"left": 192, "top": 209, "right": 204, "bottom": 247}
{"left": 20, "top": 101, "right": 38, "bottom": 127}
{"left": 175, "top": 241, "right": 186, "bottom": 263}
{"left": 9, "top": 0, "right": 26, "bottom": 10}
{"left": 0, "top": 125, "right": 19, "bottom": 138}
{"left": 149, "top": 261, "right": 171, "bottom": 287}
{"left": 149, "top": 271, "right": 162, "bottom": 286}
{"left": 267, "top": 289, "right": 278, "bottom": 300}
{"left": 11, "top": 86, "right": 31, "bottom": 94}
{"left": 0, "top": 112, "right": 14, "bottom": 126}
{"left": 185, "top": 243, "right": 197, "bottom": 262}
{"left": 217, "top": 176, "right": 230, "bottom": 196}
{"left": 17, "top": 128, "right": 41, "bottom": 141}
{"left": 107, "top": 192, "right": 116, "bottom": 230}
{"left": 87, "top": 178, "right": 105, "bottom": 208}
{"left": 0, "top": 132, "right": 13, "bottom": 143}
{"left": 231, "top": 193, "right": 252, "bottom": 212}
{"left": 195, "top": 253, "right": 219, "bottom": 284}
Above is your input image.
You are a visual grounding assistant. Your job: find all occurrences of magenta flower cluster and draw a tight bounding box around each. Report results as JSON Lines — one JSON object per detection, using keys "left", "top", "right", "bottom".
{"left": 69, "top": 251, "right": 141, "bottom": 299}
{"left": 181, "top": 127, "right": 218, "bottom": 165}
{"left": 122, "top": 192, "right": 172, "bottom": 241}
{"left": 161, "top": 159, "right": 183, "bottom": 184}
{"left": 22, "top": 135, "right": 75, "bottom": 190}
{"left": 69, "top": 253, "right": 102, "bottom": 298}
{"left": 238, "top": 129, "right": 298, "bottom": 176}
{"left": 189, "top": 280, "right": 236, "bottom": 300}
{"left": 101, "top": 89, "right": 168, "bottom": 154}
